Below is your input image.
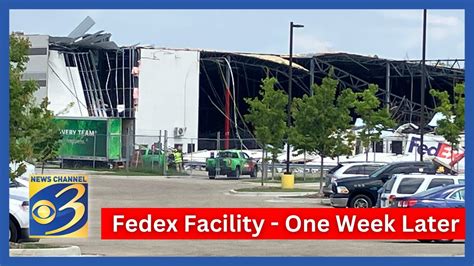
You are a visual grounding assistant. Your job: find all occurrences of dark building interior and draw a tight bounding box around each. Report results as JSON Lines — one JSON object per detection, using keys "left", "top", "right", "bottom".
{"left": 198, "top": 51, "right": 464, "bottom": 149}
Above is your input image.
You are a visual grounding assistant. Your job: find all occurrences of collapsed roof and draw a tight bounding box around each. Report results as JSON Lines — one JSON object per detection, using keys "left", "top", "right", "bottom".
{"left": 42, "top": 17, "right": 465, "bottom": 143}
{"left": 198, "top": 50, "right": 463, "bottom": 141}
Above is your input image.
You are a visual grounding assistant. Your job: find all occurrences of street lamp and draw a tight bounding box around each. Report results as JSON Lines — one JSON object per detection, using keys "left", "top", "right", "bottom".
{"left": 420, "top": 9, "right": 427, "bottom": 161}
{"left": 286, "top": 22, "right": 304, "bottom": 174}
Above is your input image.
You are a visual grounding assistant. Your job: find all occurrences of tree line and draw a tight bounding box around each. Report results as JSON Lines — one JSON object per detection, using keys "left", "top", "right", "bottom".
{"left": 245, "top": 73, "right": 464, "bottom": 193}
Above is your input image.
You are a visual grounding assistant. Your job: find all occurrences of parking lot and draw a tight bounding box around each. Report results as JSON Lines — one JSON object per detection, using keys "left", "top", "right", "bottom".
{"left": 40, "top": 170, "right": 464, "bottom": 257}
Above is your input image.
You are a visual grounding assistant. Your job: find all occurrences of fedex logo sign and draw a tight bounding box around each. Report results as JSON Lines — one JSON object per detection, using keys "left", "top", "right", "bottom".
{"left": 407, "top": 136, "right": 461, "bottom": 159}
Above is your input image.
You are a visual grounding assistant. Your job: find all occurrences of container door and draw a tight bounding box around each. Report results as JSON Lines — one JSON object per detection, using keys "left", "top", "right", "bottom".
{"left": 108, "top": 118, "right": 122, "bottom": 160}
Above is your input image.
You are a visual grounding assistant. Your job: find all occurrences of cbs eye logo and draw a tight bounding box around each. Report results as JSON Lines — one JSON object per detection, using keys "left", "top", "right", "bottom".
{"left": 32, "top": 200, "right": 56, "bottom": 224}
{"left": 29, "top": 175, "right": 88, "bottom": 238}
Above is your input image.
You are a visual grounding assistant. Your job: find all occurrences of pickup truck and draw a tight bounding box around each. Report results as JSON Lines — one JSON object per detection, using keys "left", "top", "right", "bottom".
{"left": 330, "top": 161, "right": 437, "bottom": 208}
{"left": 137, "top": 146, "right": 166, "bottom": 169}
{"left": 206, "top": 150, "right": 258, "bottom": 179}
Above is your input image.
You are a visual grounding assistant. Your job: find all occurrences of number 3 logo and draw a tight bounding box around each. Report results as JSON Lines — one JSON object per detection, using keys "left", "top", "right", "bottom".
{"left": 45, "top": 184, "right": 86, "bottom": 235}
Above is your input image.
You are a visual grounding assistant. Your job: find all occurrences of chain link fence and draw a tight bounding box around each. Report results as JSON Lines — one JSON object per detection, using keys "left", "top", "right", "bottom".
{"left": 54, "top": 131, "right": 334, "bottom": 179}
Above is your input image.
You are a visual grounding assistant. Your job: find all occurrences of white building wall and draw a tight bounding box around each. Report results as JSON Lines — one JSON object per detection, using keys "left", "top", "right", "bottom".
{"left": 136, "top": 48, "right": 200, "bottom": 153}
{"left": 24, "top": 34, "right": 88, "bottom": 116}
{"left": 47, "top": 50, "right": 88, "bottom": 116}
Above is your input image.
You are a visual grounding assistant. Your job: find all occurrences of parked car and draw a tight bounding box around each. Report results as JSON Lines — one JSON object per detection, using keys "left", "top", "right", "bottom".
{"left": 323, "top": 162, "right": 386, "bottom": 196}
{"left": 391, "top": 184, "right": 465, "bottom": 209}
{"left": 378, "top": 174, "right": 464, "bottom": 208}
{"left": 330, "top": 161, "right": 437, "bottom": 208}
{"left": 9, "top": 180, "right": 37, "bottom": 243}
{"left": 205, "top": 150, "right": 258, "bottom": 179}
{"left": 137, "top": 146, "right": 166, "bottom": 169}
{"left": 391, "top": 184, "right": 465, "bottom": 244}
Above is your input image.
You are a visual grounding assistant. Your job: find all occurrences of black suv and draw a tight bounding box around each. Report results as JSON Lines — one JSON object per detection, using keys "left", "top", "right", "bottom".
{"left": 330, "top": 161, "right": 437, "bottom": 208}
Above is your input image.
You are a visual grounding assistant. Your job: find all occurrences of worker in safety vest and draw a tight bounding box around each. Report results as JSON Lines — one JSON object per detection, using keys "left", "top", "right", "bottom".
{"left": 174, "top": 146, "right": 183, "bottom": 172}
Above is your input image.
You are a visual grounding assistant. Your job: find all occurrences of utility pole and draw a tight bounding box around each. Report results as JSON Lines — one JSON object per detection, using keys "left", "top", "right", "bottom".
{"left": 310, "top": 57, "right": 315, "bottom": 96}
{"left": 217, "top": 131, "right": 221, "bottom": 176}
{"left": 385, "top": 62, "right": 390, "bottom": 112}
{"left": 285, "top": 22, "right": 304, "bottom": 174}
{"left": 420, "top": 9, "right": 427, "bottom": 161}
{"left": 224, "top": 60, "right": 231, "bottom": 150}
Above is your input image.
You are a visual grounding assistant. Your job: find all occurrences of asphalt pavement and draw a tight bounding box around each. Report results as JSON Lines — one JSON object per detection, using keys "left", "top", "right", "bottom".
{"left": 40, "top": 169, "right": 464, "bottom": 257}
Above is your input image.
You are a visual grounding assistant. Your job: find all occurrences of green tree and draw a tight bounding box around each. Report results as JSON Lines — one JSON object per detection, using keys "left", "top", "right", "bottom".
{"left": 9, "top": 34, "right": 62, "bottom": 179}
{"left": 429, "top": 83, "right": 465, "bottom": 159}
{"left": 290, "top": 76, "right": 355, "bottom": 194}
{"left": 329, "top": 130, "right": 356, "bottom": 164}
{"left": 31, "top": 100, "right": 64, "bottom": 173}
{"left": 245, "top": 77, "right": 287, "bottom": 184}
{"left": 353, "top": 84, "right": 396, "bottom": 161}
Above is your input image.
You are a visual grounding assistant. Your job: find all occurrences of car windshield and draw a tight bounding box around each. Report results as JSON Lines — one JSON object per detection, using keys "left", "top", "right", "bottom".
{"left": 369, "top": 164, "right": 391, "bottom": 178}
{"left": 383, "top": 176, "right": 397, "bottom": 193}
{"left": 217, "top": 152, "right": 238, "bottom": 158}
{"left": 328, "top": 164, "right": 344, "bottom": 174}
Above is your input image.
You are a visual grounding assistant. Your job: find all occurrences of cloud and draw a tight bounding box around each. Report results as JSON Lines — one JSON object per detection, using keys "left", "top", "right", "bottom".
{"left": 293, "top": 34, "right": 333, "bottom": 54}
{"left": 428, "top": 14, "right": 461, "bottom": 27}
{"left": 377, "top": 10, "right": 463, "bottom": 49}
{"left": 378, "top": 10, "right": 420, "bottom": 21}
{"left": 429, "top": 26, "right": 453, "bottom": 41}
{"left": 377, "top": 10, "right": 462, "bottom": 27}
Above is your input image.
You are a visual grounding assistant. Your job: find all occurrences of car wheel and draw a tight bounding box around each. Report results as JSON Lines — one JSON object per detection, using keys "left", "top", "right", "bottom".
{"left": 434, "top": 239, "right": 454, "bottom": 243}
{"left": 235, "top": 167, "right": 241, "bottom": 179}
{"left": 9, "top": 218, "right": 19, "bottom": 243}
{"left": 250, "top": 167, "right": 257, "bottom": 178}
{"left": 208, "top": 171, "right": 216, "bottom": 179}
{"left": 350, "top": 195, "right": 373, "bottom": 208}
{"left": 418, "top": 240, "right": 434, "bottom": 243}
{"left": 73, "top": 161, "right": 81, "bottom": 169}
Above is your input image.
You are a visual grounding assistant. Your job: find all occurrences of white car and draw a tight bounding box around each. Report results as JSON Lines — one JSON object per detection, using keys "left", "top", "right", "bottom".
{"left": 323, "top": 162, "right": 386, "bottom": 196}
{"left": 9, "top": 180, "right": 36, "bottom": 242}
{"left": 378, "top": 174, "right": 465, "bottom": 208}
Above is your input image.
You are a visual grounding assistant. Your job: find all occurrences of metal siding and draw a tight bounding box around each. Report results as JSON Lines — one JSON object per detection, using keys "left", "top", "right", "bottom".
{"left": 47, "top": 50, "right": 89, "bottom": 116}
{"left": 28, "top": 48, "right": 48, "bottom": 55}
{"left": 24, "top": 35, "right": 50, "bottom": 104}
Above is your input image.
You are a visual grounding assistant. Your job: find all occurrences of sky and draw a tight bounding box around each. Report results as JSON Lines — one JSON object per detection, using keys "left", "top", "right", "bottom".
{"left": 10, "top": 9, "right": 464, "bottom": 60}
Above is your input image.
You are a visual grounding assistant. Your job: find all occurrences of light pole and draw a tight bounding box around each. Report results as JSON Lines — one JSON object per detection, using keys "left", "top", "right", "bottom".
{"left": 420, "top": 9, "right": 427, "bottom": 161}
{"left": 286, "top": 22, "right": 304, "bottom": 174}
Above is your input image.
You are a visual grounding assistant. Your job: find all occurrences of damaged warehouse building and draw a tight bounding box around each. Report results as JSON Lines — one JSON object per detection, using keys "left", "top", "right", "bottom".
{"left": 20, "top": 20, "right": 465, "bottom": 157}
